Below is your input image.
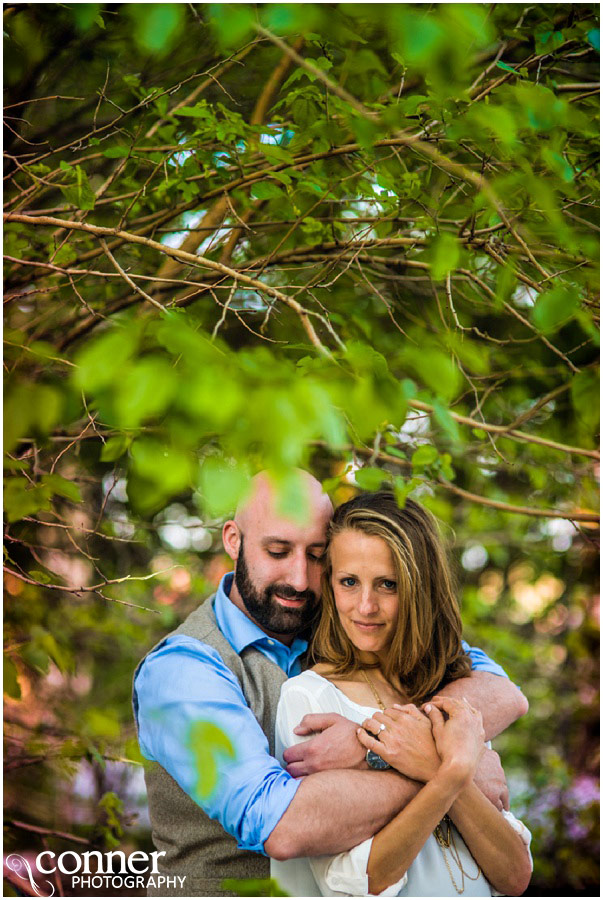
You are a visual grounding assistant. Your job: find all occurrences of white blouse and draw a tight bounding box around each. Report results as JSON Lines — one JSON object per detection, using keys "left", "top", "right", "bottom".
{"left": 272, "top": 670, "right": 532, "bottom": 897}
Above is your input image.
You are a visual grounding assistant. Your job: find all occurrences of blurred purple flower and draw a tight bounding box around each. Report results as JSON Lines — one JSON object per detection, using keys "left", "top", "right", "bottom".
{"left": 567, "top": 775, "right": 599, "bottom": 808}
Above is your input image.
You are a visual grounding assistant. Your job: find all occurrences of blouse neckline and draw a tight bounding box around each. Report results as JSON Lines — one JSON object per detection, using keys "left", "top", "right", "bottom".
{"left": 303, "top": 668, "right": 379, "bottom": 714}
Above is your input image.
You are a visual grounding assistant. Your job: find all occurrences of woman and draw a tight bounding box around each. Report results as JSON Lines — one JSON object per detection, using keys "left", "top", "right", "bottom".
{"left": 273, "top": 491, "right": 532, "bottom": 896}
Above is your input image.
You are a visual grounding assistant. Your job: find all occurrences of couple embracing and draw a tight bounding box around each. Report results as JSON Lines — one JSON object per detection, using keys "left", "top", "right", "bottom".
{"left": 134, "top": 471, "right": 532, "bottom": 897}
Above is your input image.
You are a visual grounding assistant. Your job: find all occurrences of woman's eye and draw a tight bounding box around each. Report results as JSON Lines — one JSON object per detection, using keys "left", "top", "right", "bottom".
{"left": 382, "top": 580, "right": 397, "bottom": 590}
{"left": 340, "top": 577, "right": 356, "bottom": 587}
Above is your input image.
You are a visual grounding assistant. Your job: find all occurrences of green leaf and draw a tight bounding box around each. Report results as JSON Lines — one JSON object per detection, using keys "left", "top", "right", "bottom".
{"left": 53, "top": 244, "right": 77, "bottom": 266}
{"left": 198, "top": 457, "right": 250, "bottom": 517}
{"left": 102, "top": 146, "right": 130, "bottom": 158}
{"left": 393, "top": 474, "right": 422, "bottom": 507}
{"left": 187, "top": 720, "right": 236, "bottom": 801}
{"left": 209, "top": 3, "right": 255, "bottom": 48}
{"left": 411, "top": 445, "right": 438, "bottom": 468}
{"left": 432, "top": 400, "right": 462, "bottom": 446}
{"left": 496, "top": 61, "right": 517, "bottom": 73}
{"left": 100, "top": 435, "right": 131, "bottom": 462}
{"left": 221, "top": 879, "right": 289, "bottom": 897}
{"left": 4, "top": 478, "right": 53, "bottom": 522}
{"left": 532, "top": 284, "right": 579, "bottom": 334}
{"left": 29, "top": 570, "right": 53, "bottom": 584}
{"left": 73, "top": 325, "right": 140, "bottom": 392}
{"left": 131, "top": 3, "right": 184, "bottom": 54}
{"left": 428, "top": 233, "right": 461, "bottom": 280}
{"left": 114, "top": 358, "right": 176, "bottom": 428}
{"left": 83, "top": 709, "right": 120, "bottom": 740}
{"left": 4, "top": 657, "right": 21, "bottom": 700}
{"left": 41, "top": 473, "right": 82, "bottom": 503}
{"left": 59, "top": 165, "right": 96, "bottom": 210}
{"left": 571, "top": 370, "right": 599, "bottom": 430}
{"left": 402, "top": 346, "right": 461, "bottom": 403}
{"left": 355, "top": 467, "right": 388, "bottom": 490}
{"left": 385, "top": 446, "right": 407, "bottom": 460}
{"left": 175, "top": 105, "right": 212, "bottom": 118}
{"left": 250, "top": 181, "right": 285, "bottom": 201}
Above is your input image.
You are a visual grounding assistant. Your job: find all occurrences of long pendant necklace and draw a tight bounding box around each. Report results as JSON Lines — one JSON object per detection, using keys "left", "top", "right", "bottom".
{"left": 360, "top": 668, "right": 386, "bottom": 710}
{"left": 359, "top": 669, "right": 482, "bottom": 895}
{"left": 433, "top": 816, "right": 482, "bottom": 894}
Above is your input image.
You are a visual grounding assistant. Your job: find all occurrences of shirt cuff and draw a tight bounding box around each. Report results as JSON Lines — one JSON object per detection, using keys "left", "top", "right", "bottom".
{"left": 255, "top": 773, "right": 302, "bottom": 856}
{"left": 322, "top": 837, "right": 408, "bottom": 897}
{"left": 491, "top": 810, "right": 533, "bottom": 897}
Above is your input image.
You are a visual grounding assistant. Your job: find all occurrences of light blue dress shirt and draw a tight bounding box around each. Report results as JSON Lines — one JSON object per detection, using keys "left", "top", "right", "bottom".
{"left": 134, "top": 573, "right": 509, "bottom": 856}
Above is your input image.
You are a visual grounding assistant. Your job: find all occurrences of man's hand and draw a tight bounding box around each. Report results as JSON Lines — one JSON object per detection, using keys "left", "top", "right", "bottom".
{"left": 473, "top": 748, "right": 509, "bottom": 811}
{"left": 283, "top": 713, "right": 366, "bottom": 776}
{"left": 358, "top": 705, "right": 441, "bottom": 782}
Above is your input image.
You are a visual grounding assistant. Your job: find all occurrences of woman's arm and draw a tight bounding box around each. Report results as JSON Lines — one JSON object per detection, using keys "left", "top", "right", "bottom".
{"left": 447, "top": 782, "right": 532, "bottom": 895}
{"left": 357, "top": 698, "right": 531, "bottom": 895}
{"left": 356, "top": 703, "right": 479, "bottom": 894}
{"left": 362, "top": 761, "right": 470, "bottom": 894}
{"left": 426, "top": 697, "right": 532, "bottom": 896}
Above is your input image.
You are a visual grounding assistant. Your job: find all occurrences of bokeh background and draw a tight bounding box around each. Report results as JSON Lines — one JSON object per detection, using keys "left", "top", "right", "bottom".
{"left": 4, "top": 3, "right": 599, "bottom": 897}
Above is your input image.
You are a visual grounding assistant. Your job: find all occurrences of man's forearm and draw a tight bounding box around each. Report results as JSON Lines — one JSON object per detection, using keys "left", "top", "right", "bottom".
{"left": 436, "top": 671, "right": 528, "bottom": 740}
{"left": 264, "top": 770, "right": 419, "bottom": 860}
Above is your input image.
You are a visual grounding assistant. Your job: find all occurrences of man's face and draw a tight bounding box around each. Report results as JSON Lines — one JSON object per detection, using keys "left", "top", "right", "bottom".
{"left": 228, "top": 492, "right": 331, "bottom": 640}
{"left": 234, "top": 535, "right": 320, "bottom": 636}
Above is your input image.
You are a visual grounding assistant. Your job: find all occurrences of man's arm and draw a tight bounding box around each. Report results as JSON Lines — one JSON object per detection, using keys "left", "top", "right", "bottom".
{"left": 135, "top": 637, "right": 419, "bottom": 858}
{"left": 433, "top": 671, "right": 528, "bottom": 741}
{"left": 265, "top": 770, "right": 419, "bottom": 860}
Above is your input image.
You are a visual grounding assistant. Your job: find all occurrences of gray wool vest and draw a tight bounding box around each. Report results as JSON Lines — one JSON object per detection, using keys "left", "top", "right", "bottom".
{"left": 133, "top": 595, "right": 290, "bottom": 897}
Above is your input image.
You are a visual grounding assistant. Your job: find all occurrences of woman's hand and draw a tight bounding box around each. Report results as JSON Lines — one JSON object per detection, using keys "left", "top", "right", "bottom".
{"left": 357, "top": 704, "right": 441, "bottom": 782}
{"left": 423, "top": 695, "right": 485, "bottom": 783}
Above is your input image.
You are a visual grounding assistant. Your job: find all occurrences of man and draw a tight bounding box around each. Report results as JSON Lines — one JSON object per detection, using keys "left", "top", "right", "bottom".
{"left": 134, "top": 471, "right": 527, "bottom": 896}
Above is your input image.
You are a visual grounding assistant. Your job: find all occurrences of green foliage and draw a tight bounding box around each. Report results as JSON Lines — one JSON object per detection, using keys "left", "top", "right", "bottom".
{"left": 3, "top": 4, "right": 598, "bottom": 894}
{"left": 221, "top": 877, "right": 290, "bottom": 896}
{"left": 187, "top": 721, "right": 236, "bottom": 801}
{"left": 97, "top": 791, "right": 125, "bottom": 849}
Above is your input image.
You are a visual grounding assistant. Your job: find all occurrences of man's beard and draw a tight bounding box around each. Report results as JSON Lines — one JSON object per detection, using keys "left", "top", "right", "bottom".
{"left": 234, "top": 538, "right": 318, "bottom": 637}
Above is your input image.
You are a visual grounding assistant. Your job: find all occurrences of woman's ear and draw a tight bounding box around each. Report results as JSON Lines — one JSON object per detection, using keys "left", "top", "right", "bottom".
{"left": 222, "top": 520, "right": 241, "bottom": 562}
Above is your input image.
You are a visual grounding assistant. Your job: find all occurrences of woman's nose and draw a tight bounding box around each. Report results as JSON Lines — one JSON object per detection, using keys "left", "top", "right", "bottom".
{"left": 358, "top": 588, "right": 379, "bottom": 615}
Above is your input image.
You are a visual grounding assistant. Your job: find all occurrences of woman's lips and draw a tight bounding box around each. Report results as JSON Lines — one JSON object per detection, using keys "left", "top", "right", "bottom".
{"left": 354, "top": 621, "right": 385, "bottom": 631}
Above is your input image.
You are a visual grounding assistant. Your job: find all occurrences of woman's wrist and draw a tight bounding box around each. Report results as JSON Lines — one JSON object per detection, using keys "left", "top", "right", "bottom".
{"left": 432, "top": 759, "right": 474, "bottom": 794}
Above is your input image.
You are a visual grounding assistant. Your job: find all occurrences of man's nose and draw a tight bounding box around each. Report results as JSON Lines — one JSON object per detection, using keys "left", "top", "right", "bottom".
{"left": 287, "top": 552, "right": 310, "bottom": 592}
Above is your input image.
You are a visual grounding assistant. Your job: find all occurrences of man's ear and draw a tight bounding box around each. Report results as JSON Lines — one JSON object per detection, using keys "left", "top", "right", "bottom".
{"left": 223, "top": 520, "right": 241, "bottom": 562}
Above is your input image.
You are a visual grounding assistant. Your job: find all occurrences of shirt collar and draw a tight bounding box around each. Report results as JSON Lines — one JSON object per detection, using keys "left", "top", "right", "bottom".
{"left": 213, "top": 572, "right": 308, "bottom": 659}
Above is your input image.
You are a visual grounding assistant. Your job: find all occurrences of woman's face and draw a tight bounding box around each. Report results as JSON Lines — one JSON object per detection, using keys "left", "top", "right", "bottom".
{"left": 330, "top": 529, "right": 399, "bottom": 661}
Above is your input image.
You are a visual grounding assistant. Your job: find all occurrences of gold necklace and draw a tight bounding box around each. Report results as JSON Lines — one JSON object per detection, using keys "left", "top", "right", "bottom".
{"left": 360, "top": 669, "right": 386, "bottom": 710}
{"left": 434, "top": 815, "right": 481, "bottom": 895}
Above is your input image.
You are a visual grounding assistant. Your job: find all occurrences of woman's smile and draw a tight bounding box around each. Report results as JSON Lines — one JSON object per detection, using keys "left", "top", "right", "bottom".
{"left": 329, "top": 529, "right": 400, "bottom": 658}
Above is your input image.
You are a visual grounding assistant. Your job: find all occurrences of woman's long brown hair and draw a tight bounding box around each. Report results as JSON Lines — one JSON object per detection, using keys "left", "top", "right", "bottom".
{"left": 311, "top": 491, "right": 471, "bottom": 704}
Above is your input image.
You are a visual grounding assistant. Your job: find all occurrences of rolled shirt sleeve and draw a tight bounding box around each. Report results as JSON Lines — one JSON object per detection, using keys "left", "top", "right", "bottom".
{"left": 134, "top": 636, "right": 300, "bottom": 855}
{"left": 462, "top": 640, "right": 509, "bottom": 678}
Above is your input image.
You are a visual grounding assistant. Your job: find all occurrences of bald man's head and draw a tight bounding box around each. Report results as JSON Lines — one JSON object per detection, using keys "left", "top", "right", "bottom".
{"left": 223, "top": 471, "right": 333, "bottom": 643}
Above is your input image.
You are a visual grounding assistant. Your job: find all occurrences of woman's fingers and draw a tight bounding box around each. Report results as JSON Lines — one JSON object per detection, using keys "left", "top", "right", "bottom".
{"left": 430, "top": 695, "right": 474, "bottom": 716}
{"left": 356, "top": 727, "right": 386, "bottom": 755}
{"left": 361, "top": 711, "right": 397, "bottom": 735}
{"left": 391, "top": 703, "right": 426, "bottom": 720}
{"left": 423, "top": 703, "right": 445, "bottom": 733}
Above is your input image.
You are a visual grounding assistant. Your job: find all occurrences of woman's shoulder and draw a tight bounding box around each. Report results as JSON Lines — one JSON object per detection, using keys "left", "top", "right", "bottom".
{"left": 309, "top": 661, "right": 337, "bottom": 678}
{"left": 280, "top": 667, "right": 337, "bottom": 698}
